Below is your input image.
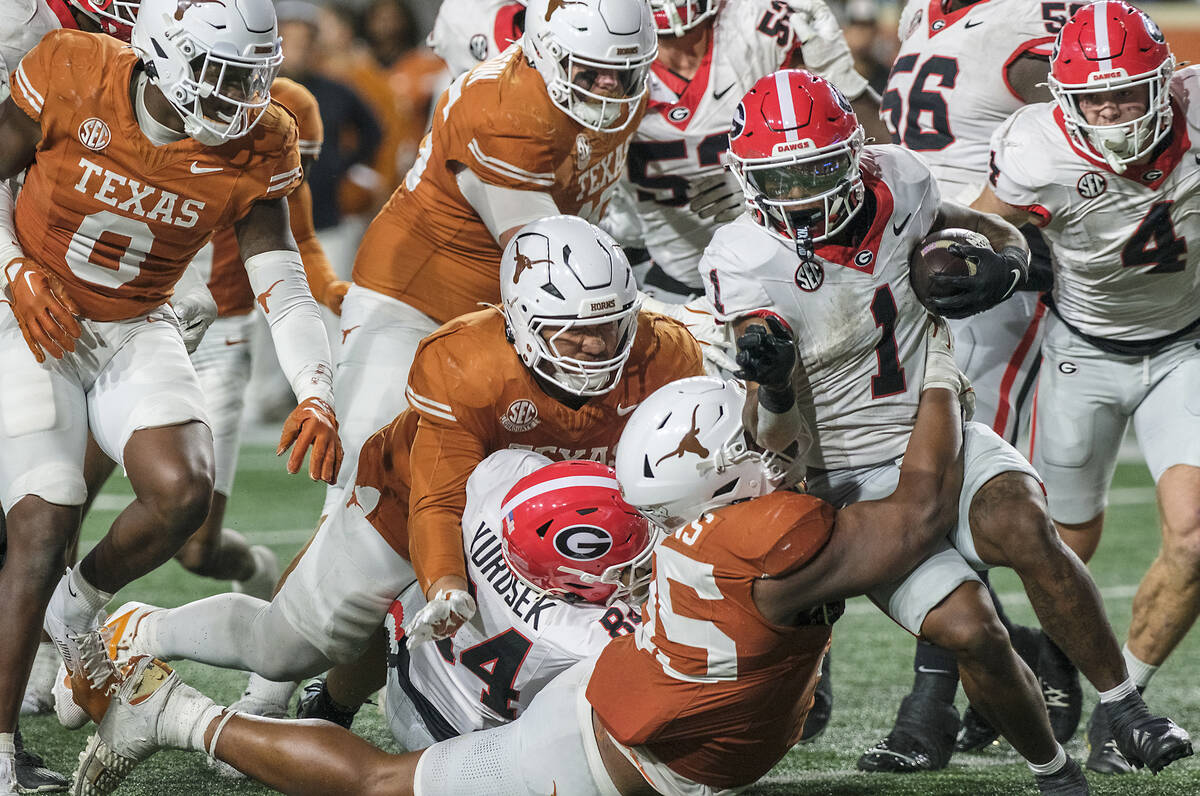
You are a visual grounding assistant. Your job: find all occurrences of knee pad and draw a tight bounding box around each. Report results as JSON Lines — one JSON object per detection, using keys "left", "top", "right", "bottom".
{"left": 414, "top": 726, "right": 531, "bottom": 796}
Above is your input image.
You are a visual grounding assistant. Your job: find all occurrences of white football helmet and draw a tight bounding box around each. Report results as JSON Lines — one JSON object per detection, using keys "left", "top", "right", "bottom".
{"left": 500, "top": 215, "right": 641, "bottom": 397}
{"left": 615, "top": 377, "right": 797, "bottom": 529}
{"left": 523, "top": 0, "right": 657, "bottom": 131}
{"left": 132, "top": 0, "right": 284, "bottom": 146}
{"left": 649, "top": 0, "right": 718, "bottom": 37}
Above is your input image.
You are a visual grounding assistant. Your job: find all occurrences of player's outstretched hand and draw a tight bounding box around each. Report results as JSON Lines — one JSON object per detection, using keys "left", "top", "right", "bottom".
{"left": 687, "top": 173, "right": 743, "bottom": 224}
{"left": 735, "top": 315, "right": 795, "bottom": 388}
{"left": 277, "top": 397, "right": 342, "bottom": 484}
{"left": 4, "top": 257, "right": 82, "bottom": 363}
{"left": 927, "top": 245, "right": 1027, "bottom": 319}
{"left": 405, "top": 585, "right": 477, "bottom": 649}
{"left": 322, "top": 280, "right": 350, "bottom": 316}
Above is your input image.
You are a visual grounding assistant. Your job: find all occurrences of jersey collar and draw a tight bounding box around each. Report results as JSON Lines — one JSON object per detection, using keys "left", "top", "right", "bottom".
{"left": 814, "top": 160, "right": 894, "bottom": 275}
{"left": 926, "top": 0, "right": 992, "bottom": 36}
{"left": 1052, "top": 101, "right": 1191, "bottom": 189}
{"left": 648, "top": 42, "right": 714, "bottom": 131}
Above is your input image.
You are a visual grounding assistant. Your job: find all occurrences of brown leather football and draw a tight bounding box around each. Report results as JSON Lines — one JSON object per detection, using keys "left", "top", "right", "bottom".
{"left": 909, "top": 227, "right": 992, "bottom": 311}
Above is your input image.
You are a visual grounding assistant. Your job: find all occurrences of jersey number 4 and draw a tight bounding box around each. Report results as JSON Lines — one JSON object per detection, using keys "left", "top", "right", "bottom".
{"left": 882, "top": 55, "right": 959, "bottom": 152}
{"left": 1122, "top": 202, "right": 1188, "bottom": 275}
{"left": 435, "top": 629, "right": 532, "bottom": 720}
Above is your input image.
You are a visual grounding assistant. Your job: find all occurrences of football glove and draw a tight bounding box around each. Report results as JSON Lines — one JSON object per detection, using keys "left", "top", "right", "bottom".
{"left": 640, "top": 294, "right": 738, "bottom": 375}
{"left": 787, "top": 0, "right": 869, "bottom": 99}
{"left": 172, "top": 287, "right": 218, "bottom": 355}
{"left": 922, "top": 316, "right": 974, "bottom": 420}
{"left": 926, "top": 245, "right": 1029, "bottom": 319}
{"left": 3, "top": 258, "right": 82, "bottom": 363}
{"left": 735, "top": 315, "right": 795, "bottom": 389}
{"left": 277, "top": 397, "right": 343, "bottom": 484}
{"left": 321, "top": 280, "right": 350, "bottom": 316}
{"left": 404, "top": 589, "right": 477, "bottom": 649}
{"left": 687, "top": 173, "right": 744, "bottom": 224}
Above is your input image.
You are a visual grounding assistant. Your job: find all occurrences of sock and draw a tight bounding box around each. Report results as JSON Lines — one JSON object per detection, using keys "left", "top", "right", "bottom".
{"left": 23, "top": 641, "right": 60, "bottom": 703}
{"left": 241, "top": 673, "right": 299, "bottom": 710}
{"left": 0, "top": 732, "right": 14, "bottom": 787}
{"left": 1027, "top": 743, "right": 1067, "bottom": 775}
{"left": 63, "top": 568, "right": 114, "bottom": 632}
{"left": 0, "top": 732, "right": 13, "bottom": 757}
{"left": 912, "top": 640, "right": 959, "bottom": 704}
{"left": 176, "top": 699, "right": 223, "bottom": 753}
{"left": 1122, "top": 644, "right": 1159, "bottom": 691}
{"left": 1098, "top": 677, "right": 1139, "bottom": 705}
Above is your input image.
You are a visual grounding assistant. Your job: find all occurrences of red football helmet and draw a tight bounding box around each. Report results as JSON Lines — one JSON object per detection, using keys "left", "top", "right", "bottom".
{"left": 727, "top": 69, "right": 866, "bottom": 256}
{"left": 66, "top": 0, "right": 139, "bottom": 41}
{"left": 1049, "top": 1, "right": 1175, "bottom": 172}
{"left": 649, "top": 0, "right": 718, "bottom": 37}
{"left": 500, "top": 460, "right": 656, "bottom": 606}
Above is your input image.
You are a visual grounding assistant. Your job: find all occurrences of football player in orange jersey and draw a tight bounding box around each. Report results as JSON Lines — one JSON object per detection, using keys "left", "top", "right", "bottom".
{"left": 57, "top": 345, "right": 978, "bottom": 796}
{"left": 90, "top": 215, "right": 704, "bottom": 728}
{"left": 0, "top": 0, "right": 343, "bottom": 786}
{"left": 327, "top": 0, "right": 658, "bottom": 521}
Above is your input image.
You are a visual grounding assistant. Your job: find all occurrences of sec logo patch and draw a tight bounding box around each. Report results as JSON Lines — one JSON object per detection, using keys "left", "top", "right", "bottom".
{"left": 1076, "top": 172, "right": 1107, "bottom": 199}
{"left": 795, "top": 260, "right": 824, "bottom": 292}
{"left": 78, "top": 118, "right": 111, "bottom": 151}
{"left": 500, "top": 399, "right": 540, "bottom": 432}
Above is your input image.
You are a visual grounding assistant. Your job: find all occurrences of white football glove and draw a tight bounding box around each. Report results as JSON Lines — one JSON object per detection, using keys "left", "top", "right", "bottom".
{"left": 922, "top": 315, "right": 974, "bottom": 420}
{"left": 173, "top": 286, "right": 218, "bottom": 355}
{"left": 640, "top": 293, "right": 738, "bottom": 376}
{"left": 687, "top": 172, "right": 744, "bottom": 225}
{"left": 404, "top": 589, "right": 477, "bottom": 649}
{"left": 787, "top": 0, "right": 870, "bottom": 99}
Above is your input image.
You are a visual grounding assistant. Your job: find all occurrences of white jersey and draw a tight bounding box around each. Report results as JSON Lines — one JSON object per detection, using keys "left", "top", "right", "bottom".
{"left": 887, "top": 0, "right": 1056, "bottom": 204}
{"left": 426, "top": 0, "right": 525, "bottom": 79}
{"left": 632, "top": 0, "right": 863, "bottom": 288}
{"left": 385, "top": 449, "right": 640, "bottom": 738}
{"left": 989, "top": 67, "right": 1200, "bottom": 342}
{"left": 701, "top": 146, "right": 940, "bottom": 470}
{"left": 0, "top": 0, "right": 60, "bottom": 100}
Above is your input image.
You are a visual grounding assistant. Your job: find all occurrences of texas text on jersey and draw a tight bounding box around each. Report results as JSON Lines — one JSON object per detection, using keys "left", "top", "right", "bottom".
{"left": 588, "top": 491, "right": 835, "bottom": 789}
{"left": 352, "top": 308, "right": 703, "bottom": 592}
{"left": 352, "top": 42, "right": 645, "bottom": 325}
{"left": 10, "top": 30, "right": 301, "bottom": 321}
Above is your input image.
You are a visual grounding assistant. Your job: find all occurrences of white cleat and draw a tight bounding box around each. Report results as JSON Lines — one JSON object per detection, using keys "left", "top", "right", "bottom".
{"left": 71, "top": 657, "right": 197, "bottom": 796}
{"left": 20, "top": 641, "right": 59, "bottom": 716}
{"left": 54, "top": 662, "right": 92, "bottom": 730}
{"left": 99, "top": 603, "right": 161, "bottom": 667}
{"left": 231, "top": 544, "right": 280, "bottom": 601}
{"left": 54, "top": 630, "right": 122, "bottom": 731}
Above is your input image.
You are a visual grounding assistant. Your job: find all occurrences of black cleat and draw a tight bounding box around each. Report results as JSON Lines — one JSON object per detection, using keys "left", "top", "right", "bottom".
{"left": 1037, "top": 633, "right": 1083, "bottom": 743}
{"left": 13, "top": 730, "right": 67, "bottom": 793}
{"left": 799, "top": 652, "right": 832, "bottom": 743}
{"left": 955, "top": 705, "right": 1000, "bottom": 752}
{"left": 1108, "top": 702, "right": 1193, "bottom": 774}
{"left": 1035, "top": 756, "right": 1090, "bottom": 795}
{"left": 857, "top": 694, "right": 959, "bottom": 773}
{"left": 1086, "top": 702, "right": 1133, "bottom": 775}
{"left": 296, "top": 679, "right": 359, "bottom": 730}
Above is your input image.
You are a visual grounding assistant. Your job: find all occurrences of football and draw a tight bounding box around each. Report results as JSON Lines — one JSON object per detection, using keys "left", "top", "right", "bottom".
{"left": 909, "top": 228, "right": 993, "bottom": 311}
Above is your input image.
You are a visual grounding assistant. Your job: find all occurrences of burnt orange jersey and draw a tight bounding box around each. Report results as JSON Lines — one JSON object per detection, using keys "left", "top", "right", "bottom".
{"left": 207, "top": 78, "right": 334, "bottom": 317}
{"left": 352, "top": 309, "right": 703, "bottom": 592}
{"left": 352, "top": 45, "right": 644, "bottom": 324}
{"left": 587, "top": 492, "right": 836, "bottom": 789}
{"left": 11, "top": 30, "right": 301, "bottom": 322}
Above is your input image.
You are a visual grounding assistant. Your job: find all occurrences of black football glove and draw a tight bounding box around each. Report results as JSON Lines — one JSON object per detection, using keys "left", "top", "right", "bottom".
{"left": 926, "top": 245, "right": 1030, "bottom": 319}
{"left": 735, "top": 315, "right": 795, "bottom": 389}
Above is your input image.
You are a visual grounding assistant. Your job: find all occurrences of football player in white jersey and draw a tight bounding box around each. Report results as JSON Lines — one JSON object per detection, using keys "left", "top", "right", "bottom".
{"left": 384, "top": 451, "right": 648, "bottom": 749}
{"left": 871, "top": 0, "right": 1082, "bottom": 765}
{"left": 974, "top": 0, "right": 1200, "bottom": 775}
{"left": 702, "top": 68, "right": 1192, "bottom": 785}
{"left": 426, "top": 0, "right": 526, "bottom": 79}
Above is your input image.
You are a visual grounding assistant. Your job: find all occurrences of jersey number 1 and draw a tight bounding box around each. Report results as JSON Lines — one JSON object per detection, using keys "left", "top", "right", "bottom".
{"left": 870, "top": 285, "right": 907, "bottom": 398}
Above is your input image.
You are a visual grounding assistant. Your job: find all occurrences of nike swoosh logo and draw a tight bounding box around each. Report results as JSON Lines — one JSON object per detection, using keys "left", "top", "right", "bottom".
{"left": 713, "top": 84, "right": 737, "bottom": 101}
{"left": 964, "top": 19, "right": 984, "bottom": 28}
{"left": 916, "top": 665, "right": 954, "bottom": 675}
{"left": 224, "top": 338, "right": 248, "bottom": 346}
{"left": 616, "top": 402, "right": 639, "bottom": 416}
{"left": 892, "top": 213, "right": 913, "bottom": 236}
{"left": 68, "top": 580, "right": 78, "bottom": 598}
{"left": 189, "top": 162, "right": 223, "bottom": 174}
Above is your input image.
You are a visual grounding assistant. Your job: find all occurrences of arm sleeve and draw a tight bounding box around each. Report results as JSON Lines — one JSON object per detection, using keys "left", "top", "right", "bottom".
{"left": 405, "top": 346, "right": 493, "bottom": 592}
{"left": 244, "top": 249, "right": 334, "bottom": 406}
{"left": 455, "top": 169, "right": 559, "bottom": 240}
{"left": 287, "top": 182, "right": 339, "bottom": 304}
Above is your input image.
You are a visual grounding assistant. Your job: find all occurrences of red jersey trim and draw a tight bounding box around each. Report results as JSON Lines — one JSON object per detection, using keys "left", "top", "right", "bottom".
{"left": 1052, "top": 102, "right": 1191, "bottom": 189}
{"left": 648, "top": 46, "right": 714, "bottom": 132}
{"left": 814, "top": 167, "right": 894, "bottom": 275}
{"left": 45, "top": 0, "right": 79, "bottom": 30}
{"left": 991, "top": 299, "right": 1046, "bottom": 436}
{"left": 1002, "top": 36, "right": 1055, "bottom": 103}
{"left": 927, "top": 0, "right": 995, "bottom": 37}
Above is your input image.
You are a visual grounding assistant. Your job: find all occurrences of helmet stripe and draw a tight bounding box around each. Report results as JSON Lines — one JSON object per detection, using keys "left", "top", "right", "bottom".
{"left": 774, "top": 71, "right": 799, "bottom": 142}
{"left": 500, "top": 475, "right": 621, "bottom": 516}
{"left": 1094, "top": 2, "right": 1113, "bottom": 70}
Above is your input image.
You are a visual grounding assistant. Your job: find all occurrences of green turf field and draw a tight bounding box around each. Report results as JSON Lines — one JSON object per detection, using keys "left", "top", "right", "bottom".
{"left": 19, "top": 442, "right": 1200, "bottom": 794}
